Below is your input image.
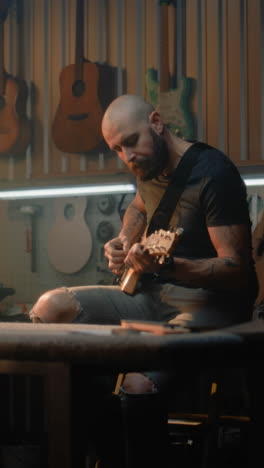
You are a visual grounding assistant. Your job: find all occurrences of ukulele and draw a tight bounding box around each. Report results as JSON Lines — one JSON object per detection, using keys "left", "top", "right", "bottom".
{"left": 0, "top": 1, "right": 31, "bottom": 157}
{"left": 52, "top": 0, "right": 104, "bottom": 154}
{"left": 119, "top": 227, "right": 183, "bottom": 295}
{"left": 145, "top": 0, "right": 194, "bottom": 140}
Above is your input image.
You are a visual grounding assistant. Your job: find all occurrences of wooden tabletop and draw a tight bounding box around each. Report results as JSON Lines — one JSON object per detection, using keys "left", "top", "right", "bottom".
{"left": 0, "top": 320, "right": 262, "bottom": 371}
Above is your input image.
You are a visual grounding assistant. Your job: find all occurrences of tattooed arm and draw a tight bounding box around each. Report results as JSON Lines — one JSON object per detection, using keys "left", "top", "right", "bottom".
{"left": 104, "top": 191, "right": 147, "bottom": 275}
{"left": 119, "top": 191, "right": 147, "bottom": 244}
{"left": 161, "top": 224, "right": 251, "bottom": 291}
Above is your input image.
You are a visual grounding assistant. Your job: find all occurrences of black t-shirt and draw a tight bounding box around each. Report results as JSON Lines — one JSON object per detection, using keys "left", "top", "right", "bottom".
{"left": 137, "top": 142, "right": 258, "bottom": 302}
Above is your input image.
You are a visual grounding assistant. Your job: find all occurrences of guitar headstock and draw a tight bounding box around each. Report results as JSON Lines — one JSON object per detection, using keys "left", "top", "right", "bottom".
{"left": 143, "top": 227, "right": 183, "bottom": 264}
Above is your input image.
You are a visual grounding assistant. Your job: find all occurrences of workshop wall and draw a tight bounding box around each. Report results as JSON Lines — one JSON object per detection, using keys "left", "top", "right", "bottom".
{"left": 0, "top": 192, "right": 135, "bottom": 311}
{"left": 0, "top": 0, "right": 263, "bottom": 191}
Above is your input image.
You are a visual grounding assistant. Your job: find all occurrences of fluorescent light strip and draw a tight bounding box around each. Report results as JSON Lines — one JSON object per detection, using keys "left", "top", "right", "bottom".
{"left": 0, "top": 178, "right": 263, "bottom": 199}
{"left": 0, "top": 184, "right": 136, "bottom": 200}
{"left": 243, "top": 178, "right": 264, "bottom": 186}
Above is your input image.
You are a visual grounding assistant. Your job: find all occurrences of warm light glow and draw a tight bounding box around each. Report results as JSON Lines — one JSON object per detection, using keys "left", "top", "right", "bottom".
{"left": 0, "top": 184, "right": 136, "bottom": 200}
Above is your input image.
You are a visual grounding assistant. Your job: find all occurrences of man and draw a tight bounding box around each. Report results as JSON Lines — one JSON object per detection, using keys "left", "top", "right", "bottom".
{"left": 29, "top": 95, "right": 258, "bottom": 467}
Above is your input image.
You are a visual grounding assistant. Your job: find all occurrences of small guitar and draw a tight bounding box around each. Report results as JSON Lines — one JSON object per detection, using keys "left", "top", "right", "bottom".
{"left": 47, "top": 197, "right": 93, "bottom": 274}
{"left": 0, "top": 1, "right": 31, "bottom": 157}
{"left": 119, "top": 227, "right": 183, "bottom": 295}
{"left": 146, "top": 0, "right": 194, "bottom": 140}
{"left": 52, "top": 0, "right": 104, "bottom": 154}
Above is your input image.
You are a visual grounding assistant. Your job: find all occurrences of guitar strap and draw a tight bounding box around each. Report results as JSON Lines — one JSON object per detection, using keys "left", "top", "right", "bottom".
{"left": 146, "top": 142, "right": 209, "bottom": 236}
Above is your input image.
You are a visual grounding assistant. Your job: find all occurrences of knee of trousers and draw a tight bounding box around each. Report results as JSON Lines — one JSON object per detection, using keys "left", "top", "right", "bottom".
{"left": 29, "top": 288, "right": 81, "bottom": 323}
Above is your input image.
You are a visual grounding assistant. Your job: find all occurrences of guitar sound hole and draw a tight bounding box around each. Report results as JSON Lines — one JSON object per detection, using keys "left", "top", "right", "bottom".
{"left": 72, "top": 80, "right": 85, "bottom": 97}
{"left": 0, "top": 95, "right": 5, "bottom": 110}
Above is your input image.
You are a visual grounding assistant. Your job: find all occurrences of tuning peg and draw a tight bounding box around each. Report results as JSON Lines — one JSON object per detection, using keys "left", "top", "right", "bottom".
{"left": 176, "top": 227, "right": 184, "bottom": 236}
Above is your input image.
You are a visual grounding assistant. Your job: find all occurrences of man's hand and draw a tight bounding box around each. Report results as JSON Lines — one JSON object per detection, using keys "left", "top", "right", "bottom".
{"left": 124, "top": 243, "right": 161, "bottom": 274}
{"left": 104, "top": 236, "right": 131, "bottom": 275}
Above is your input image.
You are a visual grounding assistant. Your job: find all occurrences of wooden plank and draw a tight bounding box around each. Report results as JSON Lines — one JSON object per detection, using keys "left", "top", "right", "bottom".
{"left": 225, "top": 0, "right": 242, "bottom": 165}
{"left": 49, "top": 0, "right": 66, "bottom": 177}
{"left": 222, "top": 0, "right": 229, "bottom": 156}
{"left": 205, "top": 0, "right": 220, "bottom": 149}
{"left": 123, "top": 0, "right": 138, "bottom": 94}
{"left": 185, "top": 0, "right": 199, "bottom": 138}
{"left": 168, "top": 1, "right": 176, "bottom": 79}
{"left": 30, "top": 0, "right": 45, "bottom": 178}
{"left": 246, "top": 0, "right": 261, "bottom": 164}
{"left": 12, "top": 0, "right": 32, "bottom": 182}
{"left": 201, "top": 0, "right": 208, "bottom": 142}
{"left": 0, "top": 19, "right": 11, "bottom": 179}
{"left": 63, "top": 0, "right": 83, "bottom": 176}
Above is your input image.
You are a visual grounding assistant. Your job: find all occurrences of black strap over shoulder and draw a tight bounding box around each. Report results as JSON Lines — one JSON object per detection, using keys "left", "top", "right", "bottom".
{"left": 147, "top": 142, "right": 209, "bottom": 235}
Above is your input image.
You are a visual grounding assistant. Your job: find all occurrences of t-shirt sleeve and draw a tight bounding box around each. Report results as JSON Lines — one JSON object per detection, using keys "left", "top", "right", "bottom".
{"left": 200, "top": 168, "right": 250, "bottom": 227}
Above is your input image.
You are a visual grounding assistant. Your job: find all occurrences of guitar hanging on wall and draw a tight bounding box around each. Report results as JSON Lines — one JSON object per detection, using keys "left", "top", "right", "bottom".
{"left": 146, "top": 0, "right": 194, "bottom": 140}
{"left": 52, "top": 0, "right": 104, "bottom": 154}
{"left": 0, "top": 0, "right": 31, "bottom": 157}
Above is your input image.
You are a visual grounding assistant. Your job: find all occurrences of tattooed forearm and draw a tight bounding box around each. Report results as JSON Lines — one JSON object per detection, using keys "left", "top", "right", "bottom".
{"left": 161, "top": 255, "right": 249, "bottom": 291}
{"left": 119, "top": 203, "right": 147, "bottom": 243}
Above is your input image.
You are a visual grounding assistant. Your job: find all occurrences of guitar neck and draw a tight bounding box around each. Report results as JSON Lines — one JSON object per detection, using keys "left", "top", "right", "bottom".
{"left": 160, "top": 2, "right": 170, "bottom": 93}
{"left": 75, "top": 0, "right": 85, "bottom": 81}
{"left": 119, "top": 228, "right": 183, "bottom": 295}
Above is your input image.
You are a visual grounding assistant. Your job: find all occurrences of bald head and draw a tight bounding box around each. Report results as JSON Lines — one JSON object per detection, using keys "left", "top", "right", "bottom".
{"left": 102, "top": 94, "right": 154, "bottom": 137}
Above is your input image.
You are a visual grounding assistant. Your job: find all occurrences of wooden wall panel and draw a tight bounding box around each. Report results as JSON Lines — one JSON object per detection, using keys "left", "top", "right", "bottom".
{"left": 31, "top": 0, "right": 46, "bottom": 179}
{"left": 222, "top": 0, "right": 229, "bottom": 155}
{"left": 87, "top": 0, "right": 100, "bottom": 62}
{"left": 185, "top": 0, "right": 199, "bottom": 135}
{"left": 10, "top": 0, "right": 29, "bottom": 183}
{"left": 225, "top": 0, "right": 242, "bottom": 165}
{"left": 55, "top": 0, "right": 84, "bottom": 177}
{"left": 49, "top": 0, "right": 65, "bottom": 177}
{"left": 168, "top": 2, "right": 176, "bottom": 79}
{"left": 0, "top": 20, "right": 10, "bottom": 180}
{"left": 106, "top": 0, "right": 119, "bottom": 68}
{"left": 123, "top": 0, "right": 138, "bottom": 94}
{"left": 247, "top": 0, "right": 261, "bottom": 164}
{"left": 144, "top": 0, "right": 158, "bottom": 100}
{"left": 0, "top": 0, "right": 264, "bottom": 190}
{"left": 205, "top": 0, "right": 220, "bottom": 149}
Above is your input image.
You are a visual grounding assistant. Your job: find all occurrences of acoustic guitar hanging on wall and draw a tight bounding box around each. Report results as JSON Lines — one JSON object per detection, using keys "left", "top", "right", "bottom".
{"left": 146, "top": 0, "right": 194, "bottom": 140}
{"left": 0, "top": 0, "right": 31, "bottom": 157}
{"left": 52, "top": 0, "right": 104, "bottom": 154}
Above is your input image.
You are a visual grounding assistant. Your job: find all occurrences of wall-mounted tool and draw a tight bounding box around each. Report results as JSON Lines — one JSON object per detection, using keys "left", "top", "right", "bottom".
{"left": 96, "top": 221, "right": 114, "bottom": 243}
{"left": 97, "top": 195, "right": 116, "bottom": 215}
{"left": 19, "top": 205, "right": 40, "bottom": 273}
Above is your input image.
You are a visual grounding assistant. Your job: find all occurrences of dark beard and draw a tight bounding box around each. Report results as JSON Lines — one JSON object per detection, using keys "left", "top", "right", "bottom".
{"left": 131, "top": 128, "right": 170, "bottom": 181}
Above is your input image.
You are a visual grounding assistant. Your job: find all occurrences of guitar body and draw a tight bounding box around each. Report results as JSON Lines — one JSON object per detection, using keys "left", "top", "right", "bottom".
{"left": 146, "top": 68, "right": 194, "bottom": 140}
{"left": 52, "top": 61, "right": 104, "bottom": 153}
{"left": 48, "top": 197, "right": 93, "bottom": 274}
{"left": 0, "top": 73, "right": 31, "bottom": 156}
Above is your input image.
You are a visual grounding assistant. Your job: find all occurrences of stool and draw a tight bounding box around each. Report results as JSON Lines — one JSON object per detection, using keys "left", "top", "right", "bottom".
{"left": 168, "top": 374, "right": 251, "bottom": 468}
